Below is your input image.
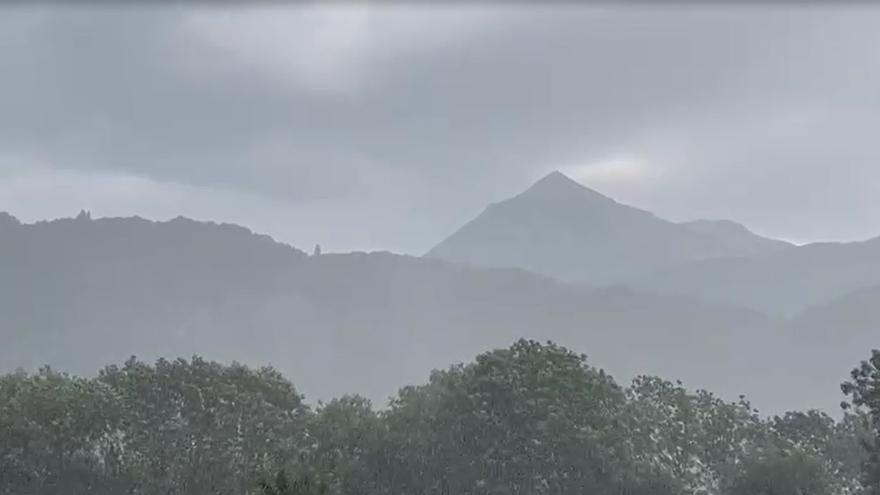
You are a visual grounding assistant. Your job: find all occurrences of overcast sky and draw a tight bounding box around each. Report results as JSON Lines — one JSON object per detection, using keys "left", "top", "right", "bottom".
{"left": 2, "top": 4, "right": 879, "bottom": 253}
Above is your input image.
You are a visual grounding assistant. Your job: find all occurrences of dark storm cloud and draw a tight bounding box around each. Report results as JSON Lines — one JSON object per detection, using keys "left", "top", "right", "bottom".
{"left": 0, "top": 7, "right": 359, "bottom": 200}
{"left": 1, "top": 5, "right": 879, "bottom": 251}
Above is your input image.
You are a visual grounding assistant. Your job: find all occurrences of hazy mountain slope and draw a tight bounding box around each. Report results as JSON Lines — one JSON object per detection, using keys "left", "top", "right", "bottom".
{"left": 0, "top": 211, "right": 308, "bottom": 372}
{"left": 284, "top": 252, "right": 780, "bottom": 406}
{"left": 426, "top": 171, "right": 789, "bottom": 286}
{"left": 794, "top": 285, "right": 880, "bottom": 339}
{"left": 679, "top": 219, "right": 792, "bottom": 257}
{"left": 0, "top": 212, "right": 796, "bottom": 411}
{"left": 425, "top": 171, "right": 877, "bottom": 318}
{"left": 633, "top": 237, "right": 880, "bottom": 316}
{"left": 776, "top": 285, "right": 880, "bottom": 414}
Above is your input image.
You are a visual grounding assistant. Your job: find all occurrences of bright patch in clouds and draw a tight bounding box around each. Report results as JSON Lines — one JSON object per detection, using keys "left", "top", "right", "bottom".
{"left": 185, "top": 5, "right": 507, "bottom": 93}
{"left": 565, "top": 157, "right": 656, "bottom": 189}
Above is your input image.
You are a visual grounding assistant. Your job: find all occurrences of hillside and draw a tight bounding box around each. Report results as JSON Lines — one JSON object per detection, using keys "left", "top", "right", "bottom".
{"left": 425, "top": 172, "right": 880, "bottom": 318}
{"left": 769, "top": 286, "right": 880, "bottom": 411}
{"left": 633, "top": 237, "right": 880, "bottom": 316}
{"left": 426, "top": 171, "right": 791, "bottom": 286}
{"left": 678, "top": 219, "right": 792, "bottom": 257}
{"left": 0, "top": 212, "right": 793, "bottom": 410}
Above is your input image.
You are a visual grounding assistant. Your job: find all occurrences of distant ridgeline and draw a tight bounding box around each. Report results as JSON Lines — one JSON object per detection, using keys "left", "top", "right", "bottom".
{"left": 1, "top": 174, "right": 879, "bottom": 415}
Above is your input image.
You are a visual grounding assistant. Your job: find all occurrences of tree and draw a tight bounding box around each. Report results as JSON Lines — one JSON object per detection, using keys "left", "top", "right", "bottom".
{"left": 377, "top": 339, "right": 670, "bottom": 495}
{"left": 0, "top": 358, "right": 314, "bottom": 495}
{"left": 769, "top": 410, "right": 865, "bottom": 494}
{"left": 96, "top": 356, "right": 312, "bottom": 495}
{"left": 308, "top": 395, "right": 382, "bottom": 495}
{"left": 0, "top": 368, "right": 124, "bottom": 495}
{"left": 626, "top": 376, "right": 767, "bottom": 493}
{"left": 842, "top": 349, "right": 880, "bottom": 494}
{"left": 0, "top": 342, "right": 869, "bottom": 495}
{"left": 258, "top": 471, "right": 328, "bottom": 495}
{"left": 726, "top": 450, "right": 830, "bottom": 495}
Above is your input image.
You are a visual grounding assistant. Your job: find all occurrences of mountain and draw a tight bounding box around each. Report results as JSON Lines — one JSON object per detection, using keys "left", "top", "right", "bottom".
{"left": 633, "top": 237, "right": 880, "bottom": 316}
{"left": 426, "top": 171, "right": 880, "bottom": 318}
{"left": 0, "top": 212, "right": 802, "bottom": 411}
{"left": 678, "top": 219, "right": 792, "bottom": 257}
{"left": 775, "top": 286, "right": 880, "bottom": 412}
{"left": 793, "top": 285, "right": 880, "bottom": 340}
{"left": 426, "top": 171, "right": 791, "bottom": 286}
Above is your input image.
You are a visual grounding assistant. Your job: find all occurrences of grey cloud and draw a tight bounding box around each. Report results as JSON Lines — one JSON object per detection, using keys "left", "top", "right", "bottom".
{"left": 2, "top": 5, "right": 880, "bottom": 252}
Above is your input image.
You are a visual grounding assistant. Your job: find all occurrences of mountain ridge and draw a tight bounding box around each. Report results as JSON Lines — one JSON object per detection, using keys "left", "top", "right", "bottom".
{"left": 0, "top": 210, "right": 802, "bottom": 412}
{"left": 426, "top": 171, "right": 790, "bottom": 285}
{"left": 677, "top": 218, "right": 792, "bottom": 256}
{"left": 633, "top": 234, "right": 880, "bottom": 316}
{"left": 2, "top": 207, "right": 877, "bottom": 412}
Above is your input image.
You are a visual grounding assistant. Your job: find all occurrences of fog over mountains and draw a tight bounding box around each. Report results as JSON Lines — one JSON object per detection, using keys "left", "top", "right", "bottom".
{"left": 427, "top": 171, "right": 880, "bottom": 317}
{"left": 2, "top": 172, "right": 878, "bottom": 414}
{"left": 427, "top": 171, "right": 792, "bottom": 286}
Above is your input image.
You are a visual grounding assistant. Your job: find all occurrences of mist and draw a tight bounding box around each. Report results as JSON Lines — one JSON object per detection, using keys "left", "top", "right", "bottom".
{"left": 2, "top": 3, "right": 880, "bottom": 495}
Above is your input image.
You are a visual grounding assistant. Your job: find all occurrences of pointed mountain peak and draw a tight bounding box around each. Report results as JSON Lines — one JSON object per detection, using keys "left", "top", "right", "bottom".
{"left": 540, "top": 169, "right": 576, "bottom": 183}
{"left": 529, "top": 170, "right": 581, "bottom": 190}
{"left": 521, "top": 170, "right": 614, "bottom": 203}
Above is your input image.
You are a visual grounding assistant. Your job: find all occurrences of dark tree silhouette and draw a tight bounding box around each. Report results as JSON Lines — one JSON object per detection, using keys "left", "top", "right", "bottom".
{"left": 843, "top": 349, "right": 880, "bottom": 495}
{"left": 258, "top": 471, "right": 328, "bottom": 495}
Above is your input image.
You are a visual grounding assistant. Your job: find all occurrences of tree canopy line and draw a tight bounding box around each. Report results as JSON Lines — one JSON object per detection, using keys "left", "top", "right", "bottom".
{"left": 2, "top": 340, "right": 880, "bottom": 495}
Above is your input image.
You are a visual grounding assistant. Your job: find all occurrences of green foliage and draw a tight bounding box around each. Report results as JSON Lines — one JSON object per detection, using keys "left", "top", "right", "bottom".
{"left": 258, "top": 471, "right": 328, "bottom": 495}
{"left": 308, "top": 395, "right": 383, "bottom": 495}
{"left": 726, "top": 450, "right": 831, "bottom": 495}
{"left": 0, "top": 358, "right": 311, "bottom": 495}
{"left": 96, "top": 356, "right": 311, "bottom": 494}
{"left": 769, "top": 410, "right": 867, "bottom": 494}
{"left": 0, "top": 340, "right": 872, "bottom": 495}
{"left": 377, "top": 339, "right": 675, "bottom": 494}
{"left": 0, "top": 368, "right": 122, "bottom": 494}
{"left": 843, "top": 349, "right": 880, "bottom": 494}
{"left": 626, "top": 376, "right": 767, "bottom": 493}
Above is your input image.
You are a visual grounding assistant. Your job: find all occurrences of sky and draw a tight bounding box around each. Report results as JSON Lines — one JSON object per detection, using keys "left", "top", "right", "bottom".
{"left": 2, "top": 4, "right": 880, "bottom": 253}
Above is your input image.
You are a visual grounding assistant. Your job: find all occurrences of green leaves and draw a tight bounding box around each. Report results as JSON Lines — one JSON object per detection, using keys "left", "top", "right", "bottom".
{"left": 99, "top": 357, "right": 312, "bottom": 494}
{"left": 0, "top": 341, "right": 873, "bottom": 495}
{"left": 258, "top": 471, "right": 328, "bottom": 495}
{"left": 625, "top": 375, "right": 766, "bottom": 493}
{"left": 377, "top": 339, "right": 653, "bottom": 495}
{"left": 307, "top": 396, "right": 382, "bottom": 495}
{"left": 0, "top": 358, "right": 312, "bottom": 495}
{"left": 727, "top": 450, "right": 831, "bottom": 495}
{"left": 842, "top": 349, "right": 880, "bottom": 494}
{"left": 0, "top": 367, "right": 123, "bottom": 494}
{"left": 625, "top": 375, "right": 866, "bottom": 495}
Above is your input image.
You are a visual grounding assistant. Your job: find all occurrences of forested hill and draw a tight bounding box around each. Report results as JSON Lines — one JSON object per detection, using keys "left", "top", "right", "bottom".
{"left": 0, "top": 211, "right": 790, "bottom": 411}
{"left": 2, "top": 212, "right": 878, "bottom": 413}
